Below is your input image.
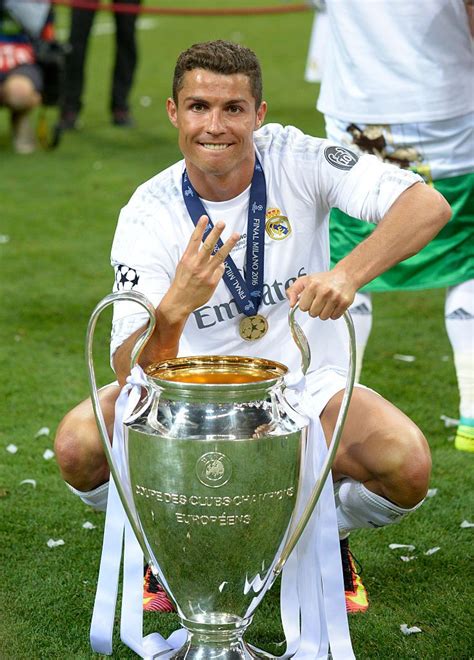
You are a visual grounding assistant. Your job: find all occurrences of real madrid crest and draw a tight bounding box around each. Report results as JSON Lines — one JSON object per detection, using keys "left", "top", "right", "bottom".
{"left": 265, "top": 208, "right": 292, "bottom": 241}
{"left": 239, "top": 314, "right": 268, "bottom": 341}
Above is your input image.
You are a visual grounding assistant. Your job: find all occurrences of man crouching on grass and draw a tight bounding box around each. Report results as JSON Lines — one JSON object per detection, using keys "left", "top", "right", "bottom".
{"left": 54, "top": 39, "right": 451, "bottom": 613}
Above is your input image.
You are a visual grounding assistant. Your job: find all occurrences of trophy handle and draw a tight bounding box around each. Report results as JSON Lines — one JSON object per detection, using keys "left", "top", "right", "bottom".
{"left": 273, "top": 304, "right": 356, "bottom": 576}
{"left": 85, "top": 290, "right": 157, "bottom": 560}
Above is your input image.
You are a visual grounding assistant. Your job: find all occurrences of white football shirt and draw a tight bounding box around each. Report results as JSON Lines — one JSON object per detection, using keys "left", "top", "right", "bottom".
{"left": 317, "top": 0, "right": 474, "bottom": 123}
{"left": 110, "top": 123, "right": 422, "bottom": 386}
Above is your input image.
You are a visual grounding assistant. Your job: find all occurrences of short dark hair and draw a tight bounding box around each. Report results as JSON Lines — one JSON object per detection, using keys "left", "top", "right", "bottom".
{"left": 172, "top": 40, "right": 263, "bottom": 109}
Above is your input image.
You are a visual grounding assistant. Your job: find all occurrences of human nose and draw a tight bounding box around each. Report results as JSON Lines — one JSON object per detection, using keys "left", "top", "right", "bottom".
{"left": 206, "top": 109, "right": 225, "bottom": 134}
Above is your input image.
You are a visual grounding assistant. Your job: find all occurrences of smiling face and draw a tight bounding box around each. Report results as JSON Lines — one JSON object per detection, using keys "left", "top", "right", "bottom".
{"left": 166, "top": 68, "right": 267, "bottom": 201}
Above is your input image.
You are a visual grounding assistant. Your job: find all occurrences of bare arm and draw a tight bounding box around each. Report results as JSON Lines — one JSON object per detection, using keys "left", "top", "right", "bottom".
{"left": 287, "top": 182, "right": 451, "bottom": 319}
{"left": 113, "top": 215, "right": 240, "bottom": 386}
{"left": 466, "top": 0, "right": 474, "bottom": 36}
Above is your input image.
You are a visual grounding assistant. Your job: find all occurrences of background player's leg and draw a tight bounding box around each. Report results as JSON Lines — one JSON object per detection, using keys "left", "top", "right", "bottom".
{"left": 445, "top": 279, "right": 474, "bottom": 452}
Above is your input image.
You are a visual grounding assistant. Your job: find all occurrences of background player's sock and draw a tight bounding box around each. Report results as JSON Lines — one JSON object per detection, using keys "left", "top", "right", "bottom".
{"left": 445, "top": 280, "right": 474, "bottom": 452}
{"left": 454, "top": 417, "right": 474, "bottom": 453}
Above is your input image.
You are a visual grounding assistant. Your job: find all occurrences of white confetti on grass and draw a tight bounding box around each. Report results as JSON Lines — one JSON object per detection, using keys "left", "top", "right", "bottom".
{"left": 393, "top": 354, "right": 416, "bottom": 362}
{"left": 424, "top": 547, "right": 440, "bottom": 556}
{"left": 400, "top": 624, "right": 422, "bottom": 635}
{"left": 43, "top": 449, "right": 55, "bottom": 460}
{"left": 47, "top": 539, "right": 65, "bottom": 548}
{"left": 400, "top": 556, "right": 417, "bottom": 562}
{"left": 460, "top": 520, "right": 474, "bottom": 528}
{"left": 35, "top": 427, "right": 50, "bottom": 437}
{"left": 426, "top": 488, "right": 438, "bottom": 498}
{"left": 82, "top": 521, "right": 97, "bottom": 530}
{"left": 440, "top": 414, "right": 459, "bottom": 428}
{"left": 0, "top": 234, "right": 10, "bottom": 244}
{"left": 6, "top": 444, "right": 18, "bottom": 454}
{"left": 140, "top": 95, "right": 152, "bottom": 107}
{"left": 389, "top": 544, "right": 416, "bottom": 551}
{"left": 20, "top": 479, "right": 37, "bottom": 487}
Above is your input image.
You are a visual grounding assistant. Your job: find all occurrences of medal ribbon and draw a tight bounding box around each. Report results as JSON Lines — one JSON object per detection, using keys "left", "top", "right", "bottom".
{"left": 181, "top": 157, "right": 266, "bottom": 317}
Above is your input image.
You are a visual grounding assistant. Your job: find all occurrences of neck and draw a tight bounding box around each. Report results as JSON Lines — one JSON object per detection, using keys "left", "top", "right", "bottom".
{"left": 186, "top": 159, "right": 255, "bottom": 202}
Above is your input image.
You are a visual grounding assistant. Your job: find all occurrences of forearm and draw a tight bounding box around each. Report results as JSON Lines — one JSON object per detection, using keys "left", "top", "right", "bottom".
{"left": 466, "top": 0, "right": 474, "bottom": 36}
{"left": 113, "top": 294, "right": 189, "bottom": 386}
{"left": 333, "top": 183, "right": 451, "bottom": 290}
{"left": 113, "top": 217, "right": 240, "bottom": 384}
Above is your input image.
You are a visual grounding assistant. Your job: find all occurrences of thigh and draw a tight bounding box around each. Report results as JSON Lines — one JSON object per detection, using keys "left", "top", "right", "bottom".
{"left": 55, "top": 383, "right": 121, "bottom": 491}
{"left": 6, "top": 64, "right": 43, "bottom": 93}
{"left": 320, "top": 386, "right": 427, "bottom": 484}
{"left": 75, "top": 382, "right": 120, "bottom": 437}
{"left": 56, "top": 382, "right": 120, "bottom": 454}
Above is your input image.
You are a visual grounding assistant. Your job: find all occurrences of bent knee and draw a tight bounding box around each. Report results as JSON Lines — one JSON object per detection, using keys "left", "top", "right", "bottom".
{"left": 54, "top": 408, "right": 109, "bottom": 492}
{"left": 3, "top": 75, "right": 40, "bottom": 110}
{"left": 380, "top": 425, "right": 432, "bottom": 506}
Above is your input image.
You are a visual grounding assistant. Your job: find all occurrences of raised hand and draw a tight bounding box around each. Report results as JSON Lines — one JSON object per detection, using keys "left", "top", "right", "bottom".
{"left": 167, "top": 215, "right": 240, "bottom": 317}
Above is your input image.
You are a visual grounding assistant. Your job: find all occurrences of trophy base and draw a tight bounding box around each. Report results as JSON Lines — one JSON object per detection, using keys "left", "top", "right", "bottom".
{"left": 171, "top": 639, "right": 273, "bottom": 659}
{"left": 170, "top": 616, "right": 276, "bottom": 659}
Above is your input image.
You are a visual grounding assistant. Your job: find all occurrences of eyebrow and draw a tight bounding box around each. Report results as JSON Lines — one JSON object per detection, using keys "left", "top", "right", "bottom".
{"left": 183, "top": 96, "right": 250, "bottom": 105}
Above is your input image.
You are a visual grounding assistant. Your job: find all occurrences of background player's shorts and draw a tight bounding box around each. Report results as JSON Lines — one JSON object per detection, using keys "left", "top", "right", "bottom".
{"left": 326, "top": 113, "right": 474, "bottom": 291}
{"left": 0, "top": 63, "right": 44, "bottom": 94}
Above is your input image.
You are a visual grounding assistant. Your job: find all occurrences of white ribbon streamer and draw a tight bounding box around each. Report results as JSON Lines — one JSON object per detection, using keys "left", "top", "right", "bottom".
{"left": 90, "top": 366, "right": 354, "bottom": 659}
{"left": 90, "top": 366, "right": 186, "bottom": 658}
{"left": 279, "top": 371, "right": 354, "bottom": 660}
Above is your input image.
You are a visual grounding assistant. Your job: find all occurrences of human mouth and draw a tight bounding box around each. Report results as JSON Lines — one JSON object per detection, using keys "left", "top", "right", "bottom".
{"left": 201, "top": 143, "right": 230, "bottom": 150}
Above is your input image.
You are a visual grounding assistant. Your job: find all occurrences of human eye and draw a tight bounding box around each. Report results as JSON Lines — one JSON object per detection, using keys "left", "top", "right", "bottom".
{"left": 227, "top": 104, "right": 243, "bottom": 114}
{"left": 190, "top": 102, "right": 206, "bottom": 112}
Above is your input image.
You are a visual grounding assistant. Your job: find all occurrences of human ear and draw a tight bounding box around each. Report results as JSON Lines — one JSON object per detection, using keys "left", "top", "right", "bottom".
{"left": 166, "top": 98, "right": 178, "bottom": 128}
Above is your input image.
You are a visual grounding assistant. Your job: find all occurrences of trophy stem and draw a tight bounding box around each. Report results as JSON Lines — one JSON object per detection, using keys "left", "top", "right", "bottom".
{"left": 170, "top": 617, "right": 270, "bottom": 659}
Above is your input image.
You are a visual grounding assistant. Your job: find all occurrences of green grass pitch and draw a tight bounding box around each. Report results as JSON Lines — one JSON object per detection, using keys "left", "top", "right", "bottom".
{"left": 0, "top": 1, "right": 473, "bottom": 657}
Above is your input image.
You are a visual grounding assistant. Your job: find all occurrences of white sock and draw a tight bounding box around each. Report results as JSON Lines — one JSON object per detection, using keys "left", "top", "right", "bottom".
{"left": 445, "top": 280, "right": 474, "bottom": 421}
{"left": 335, "top": 477, "right": 424, "bottom": 538}
{"left": 66, "top": 480, "right": 109, "bottom": 511}
{"left": 348, "top": 291, "right": 372, "bottom": 382}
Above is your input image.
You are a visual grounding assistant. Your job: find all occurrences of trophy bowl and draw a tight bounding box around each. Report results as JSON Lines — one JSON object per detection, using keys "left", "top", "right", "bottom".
{"left": 130, "top": 355, "right": 306, "bottom": 659}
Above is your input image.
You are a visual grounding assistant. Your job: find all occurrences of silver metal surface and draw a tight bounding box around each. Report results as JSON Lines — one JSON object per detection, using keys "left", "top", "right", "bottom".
{"left": 128, "top": 355, "right": 305, "bottom": 638}
{"left": 86, "top": 290, "right": 156, "bottom": 562}
{"left": 86, "top": 292, "right": 356, "bottom": 659}
{"left": 288, "top": 304, "right": 311, "bottom": 376}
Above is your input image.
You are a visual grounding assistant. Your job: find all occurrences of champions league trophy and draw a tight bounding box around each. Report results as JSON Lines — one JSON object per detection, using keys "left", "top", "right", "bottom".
{"left": 86, "top": 291, "right": 355, "bottom": 659}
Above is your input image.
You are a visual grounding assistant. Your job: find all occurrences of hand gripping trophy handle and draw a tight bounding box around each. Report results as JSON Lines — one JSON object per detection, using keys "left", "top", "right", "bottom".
{"left": 86, "top": 290, "right": 157, "bottom": 562}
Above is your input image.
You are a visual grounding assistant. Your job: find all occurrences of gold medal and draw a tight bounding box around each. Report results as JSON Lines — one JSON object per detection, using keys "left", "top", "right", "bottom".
{"left": 239, "top": 314, "right": 268, "bottom": 341}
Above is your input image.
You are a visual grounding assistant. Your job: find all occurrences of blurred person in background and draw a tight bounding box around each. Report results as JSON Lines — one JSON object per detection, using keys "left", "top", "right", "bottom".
{"left": 308, "top": 0, "right": 474, "bottom": 452}
{"left": 0, "top": 0, "right": 55, "bottom": 153}
{"left": 58, "top": 0, "right": 140, "bottom": 130}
